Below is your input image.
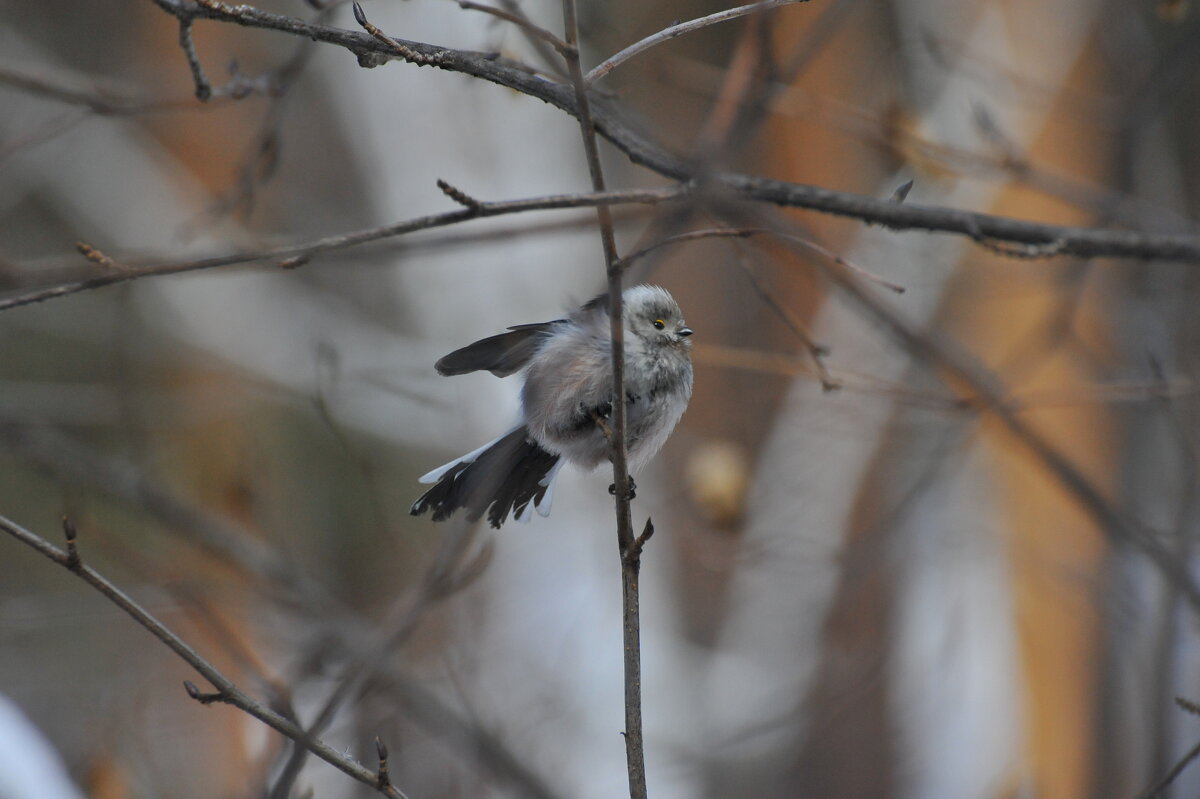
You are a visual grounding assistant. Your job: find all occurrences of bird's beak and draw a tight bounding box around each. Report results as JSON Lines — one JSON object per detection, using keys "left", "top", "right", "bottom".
{"left": 678, "top": 327, "right": 693, "bottom": 337}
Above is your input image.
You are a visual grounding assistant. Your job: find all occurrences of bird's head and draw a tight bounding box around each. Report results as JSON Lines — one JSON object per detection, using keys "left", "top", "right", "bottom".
{"left": 624, "top": 285, "right": 693, "bottom": 350}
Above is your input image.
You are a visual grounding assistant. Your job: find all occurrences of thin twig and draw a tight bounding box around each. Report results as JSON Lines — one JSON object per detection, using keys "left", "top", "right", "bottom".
{"left": 180, "top": 12, "right": 326, "bottom": 231}
{"left": 660, "top": 53, "right": 1196, "bottom": 233}
{"left": 75, "top": 241, "right": 127, "bottom": 272}
{"left": 61, "top": 516, "right": 80, "bottom": 571}
{"left": 178, "top": 18, "right": 213, "bottom": 101}
{"left": 352, "top": 2, "right": 448, "bottom": 67}
{"left": 613, "top": 225, "right": 903, "bottom": 293}
{"left": 612, "top": 227, "right": 756, "bottom": 273}
{"left": 495, "top": 0, "right": 570, "bottom": 78}
{"left": 375, "top": 738, "right": 392, "bottom": 792}
{"left": 455, "top": 0, "right": 570, "bottom": 56}
{"left": 0, "top": 186, "right": 683, "bottom": 312}
{"left": 692, "top": 343, "right": 972, "bottom": 411}
{"left": 0, "top": 513, "right": 410, "bottom": 799}
{"left": 585, "top": 0, "right": 810, "bottom": 85}
{"left": 560, "top": 2, "right": 647, "bottom": 797}
{"left": 609, "top": 224, "right": 841, "bottom": 387}
{"left": 730, "top": 246, "right": 838, "bottom": 391}
{"left": 374, "top": 672, "right": 565, "bottom": 799}
{"left": 1136, "top": 700, "right": 1200, "bottom": 799}
{"left": 0, "top": 65, "right": 208, "bottom": 115}
{"left": 0, "top": 420, "right": 335, "bottom": 610}
{"left": 774, "top": 232, "right": 906, "bottom": 294}
{"left": 266, "top": 517, "right": 482, "bottom": 798}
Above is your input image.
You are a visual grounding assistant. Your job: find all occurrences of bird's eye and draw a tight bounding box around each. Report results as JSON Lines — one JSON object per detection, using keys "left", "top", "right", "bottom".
{"left": 653, "top": 319, "right": 665, "bottom": 330}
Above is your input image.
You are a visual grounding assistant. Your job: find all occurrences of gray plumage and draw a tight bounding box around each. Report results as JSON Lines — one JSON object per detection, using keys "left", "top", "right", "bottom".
{"left": 411, "top": 285, "right": 694, "bottom": 528}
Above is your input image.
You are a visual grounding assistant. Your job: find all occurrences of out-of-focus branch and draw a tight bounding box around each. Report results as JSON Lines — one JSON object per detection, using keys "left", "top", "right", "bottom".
{"left": 0, "top": 415, "right": 559, "bottom": 794}
{"left": 1135, "top": 698, "right": 1200, "bottom": 799}
{"left": 0, "top": 513, "right": 411, "bottom": 799}
{"left": 718, "top": 202, "right": 1200, "bottom": 615}
{"left": 0, "top": 421, "right": 333, "bottom": 609}
{"left": 0, "top": 64, "right": 270, "bottom": 114}
{"left": 584, "top": 0, "right": 810, "bottom": 86}
{"left": 374, "top": 671, "right": 566, "bottom": 799}
{"left": 140, "top": 0, "right": 1200, "bottom": 263}
{"left": 614, "top": 225, "right": 905, "bottom": 293}
{"left": 266, "top": 519, "right": 486, "bottom": 798}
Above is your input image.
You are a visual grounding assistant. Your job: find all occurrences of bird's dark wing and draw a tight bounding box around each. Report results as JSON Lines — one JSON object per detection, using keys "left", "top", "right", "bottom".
{"left": 578, "top": 293, "right": 610, "bottom": 313}
{"left": 435, "top": 321, "right": 562, "bottom": 377}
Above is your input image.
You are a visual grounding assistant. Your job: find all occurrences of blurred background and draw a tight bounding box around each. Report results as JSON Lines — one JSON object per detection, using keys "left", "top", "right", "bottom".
{"left": 3, "top": 0, "right": 1200, "bottom": 797}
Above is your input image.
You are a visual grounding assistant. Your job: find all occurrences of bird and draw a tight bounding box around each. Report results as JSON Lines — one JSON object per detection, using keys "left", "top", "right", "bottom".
{"left": 411, "top": 284, "right": 694, "bottom": 528}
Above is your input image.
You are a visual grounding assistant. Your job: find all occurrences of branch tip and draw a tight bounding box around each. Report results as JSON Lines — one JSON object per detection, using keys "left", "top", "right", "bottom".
{"left": 278, "top": 254, "right": 311, "bottom": 270}
{"left": 351, "top": 3, "right": 447, "bottom": 67}
{"left": 61, "top": 516, "right": 80, "bottom": 570}
{"left": 436, "top": 179, "right": 482, "bottom": 210}
{"left": 183, "top": 680, "right": 225, "bottom": 705}
{"left": 623, "top": 517, "right": 655, "bottom": 562}
{"left": 638, "top": 517, "right": 654, "bottom": 545}
{"left": 375, "top": 736, "right": 392, "bottom": 789}
{"left": 177, "top": 17, "right": 212, "bottom": 101}
{"left": 75, "top": 241, "right": 121, "bottom": 270}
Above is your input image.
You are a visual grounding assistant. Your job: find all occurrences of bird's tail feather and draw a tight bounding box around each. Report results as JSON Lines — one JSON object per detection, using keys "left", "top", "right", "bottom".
{"left": 411, "top": 426, "right": 562, "bottom": 528}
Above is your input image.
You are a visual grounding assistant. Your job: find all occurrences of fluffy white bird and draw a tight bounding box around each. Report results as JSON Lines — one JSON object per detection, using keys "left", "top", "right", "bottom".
{"left": 411, "top": 285, "right": 694, "bottom": 528}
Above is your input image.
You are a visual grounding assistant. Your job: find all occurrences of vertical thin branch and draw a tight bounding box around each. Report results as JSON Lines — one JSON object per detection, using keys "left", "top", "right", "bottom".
{"left": 559, "top": 3, "right": 647, "bottom": 797}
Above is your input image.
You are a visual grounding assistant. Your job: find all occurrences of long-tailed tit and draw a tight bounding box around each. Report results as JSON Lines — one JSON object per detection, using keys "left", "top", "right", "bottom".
{"left": 411, "top": 284, "right": 694, "bottom": 528}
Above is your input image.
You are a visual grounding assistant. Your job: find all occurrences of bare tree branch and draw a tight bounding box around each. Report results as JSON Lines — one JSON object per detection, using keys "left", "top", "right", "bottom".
{"left": 0, "top": 420, "right": 333, "bottom": 609}
{"left": 140, "top": 0, "right": 1200, "bottom": 263}
{"left": 0, "top": 186, "right": 682, "bottom": 311}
